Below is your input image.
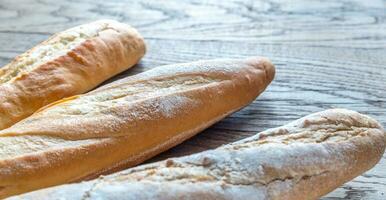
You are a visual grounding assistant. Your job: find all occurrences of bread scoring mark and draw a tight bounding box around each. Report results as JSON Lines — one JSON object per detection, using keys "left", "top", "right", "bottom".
{"left": 227, "top": 109, "right": 383, "bottom": 150}
{"left": 78, "top": 151, "right": 330, "bottom": 189}
{"left": 75, "top": 110, "right": 380, "bottom": 189}
{"left": 7, "top": 110, "right": 384, "bottom": 198}
{"left": 0, "top": 135, "right": 101, "bottom": 160}
{"left": 73, "top": 169, "right": 329, "bottom": 200}
{"left": 0, "top": 20, "right": 119, "bottom": 84}
{"left": 228, "top": 127, "right": 376, "bottom": 150}
{"left": 37, "top": 75, "right": 222, "bottom": 116}
{"left": 0, "top": 75, "right": 222, "bottom": 159}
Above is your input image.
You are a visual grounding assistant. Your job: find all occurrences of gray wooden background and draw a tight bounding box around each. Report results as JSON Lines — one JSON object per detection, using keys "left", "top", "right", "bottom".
{"left": 0, "top": 0, "right": 385, "bottom": 199}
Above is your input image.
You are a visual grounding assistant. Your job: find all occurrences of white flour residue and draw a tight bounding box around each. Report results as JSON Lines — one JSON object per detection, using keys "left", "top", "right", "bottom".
{"left": 0, "top": 20, "right": 116, "bottom": 84}
{"left": 156, "top": 96, "right": 194, "bottom": 118}
{"left": 123, "top": 58, "right": 246, "bottom": 82}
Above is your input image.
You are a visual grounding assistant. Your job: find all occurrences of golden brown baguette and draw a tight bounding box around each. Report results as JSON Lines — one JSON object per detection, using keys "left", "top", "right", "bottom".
{"left": 8, "top": 109, "right": 385, "bottom": 200}
{"left": 0, "top": 57, "right": 275, "bottom": 198}
{"left": 0, "top": 20, "right": 145, "bottom": 129}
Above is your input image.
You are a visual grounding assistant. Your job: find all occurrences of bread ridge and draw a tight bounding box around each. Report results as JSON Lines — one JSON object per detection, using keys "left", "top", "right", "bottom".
{"left": 0, "top": 57, "right": 275, "bottom": 198}
{"left": 8, "top": 109, "right": 384, "bottom": 200}
{"left": 0, "top": 19, "right": 146, "bottom": 129}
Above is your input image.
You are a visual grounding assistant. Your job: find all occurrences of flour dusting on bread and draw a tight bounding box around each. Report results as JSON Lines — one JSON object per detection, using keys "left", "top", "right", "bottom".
{"left": 9, "top": 109, "right": 383, "bottom": 200}
{"left": 0, "top": 57, "right": 274, "bottom": 198}
{"left": 0, "top": 20, "right": 129, "bottom": 84}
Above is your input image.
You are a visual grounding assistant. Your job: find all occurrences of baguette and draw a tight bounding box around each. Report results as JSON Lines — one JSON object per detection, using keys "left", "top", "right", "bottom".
{"left": 9, "top": 109, "right": 385, "bottom": 200}
{"left": 0, "top": 57, "right": 275, "bottom": 198}
{"left": 0, "top": 20, "right": 145, "bottom": 129}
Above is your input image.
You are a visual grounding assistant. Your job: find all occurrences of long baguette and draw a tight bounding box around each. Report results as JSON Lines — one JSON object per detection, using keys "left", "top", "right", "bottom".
{"left": 9, "top": 109, "right": 385, "bottom": 200}
{"left": 0, "top": 57, "right": 275, "bottom": 198}
{"left": 0, "top": 20, "right": 145, "bottom": 129}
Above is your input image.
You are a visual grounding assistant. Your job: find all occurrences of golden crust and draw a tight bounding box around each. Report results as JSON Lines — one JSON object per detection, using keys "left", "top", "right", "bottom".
{"left": 0, "top": 20, "right": 146, "bottom": 129}
{"left": 0, "top": 57, "right": 275, "bottom": 198}
{"left": 8, "top": 109, "right": 385, "bottom": 200}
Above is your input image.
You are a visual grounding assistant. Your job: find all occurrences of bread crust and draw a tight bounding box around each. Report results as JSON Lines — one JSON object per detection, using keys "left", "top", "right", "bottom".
{"left": 8, "top": 109, "right": 384, "bottom": 200}
{"left": 0, "top": 57, "right": 275, "bottom": 198}
{"left": 0, "top": 20, "right": 146, "bottom": 129}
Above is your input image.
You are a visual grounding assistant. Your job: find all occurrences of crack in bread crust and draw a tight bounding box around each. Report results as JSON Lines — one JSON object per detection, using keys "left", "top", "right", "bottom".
{"left": 36, "top": 75, "right": 223, "bottom": 116}
{"left": 6, "top": 109, "right": 386, "bottom": 200}
{"left": 0, "top": 75, "right": 225, "bottom": 159}
{"left": 75, "top": 109, "right": 384, "bottom": 186}
{"left": 228, "top": 127, "right": 378, "bottom": 150}
{"left": 0, "top": 20, "right": 119, "bottom": 84}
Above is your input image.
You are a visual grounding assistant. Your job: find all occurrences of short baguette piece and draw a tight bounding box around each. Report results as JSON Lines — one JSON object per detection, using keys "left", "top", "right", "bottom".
{"left": 0, "top": 20, "right": 145, "bottom": 129}
{"left": 0, "top": 57, "right": 275, "bottom": 198}
{"left": 8, "top": 109, "right": 385, "bottom": 200}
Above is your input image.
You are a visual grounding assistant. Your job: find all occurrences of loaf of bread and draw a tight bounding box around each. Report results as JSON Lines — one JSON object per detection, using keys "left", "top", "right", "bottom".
{"left": 0, "top": 20, "right": 145, "bottom": 130}
{"left": 0, "top": 57, "right": 275, "bottom": 198}
{"left": 8, "top": 109, "right": 385, "bottom": 200}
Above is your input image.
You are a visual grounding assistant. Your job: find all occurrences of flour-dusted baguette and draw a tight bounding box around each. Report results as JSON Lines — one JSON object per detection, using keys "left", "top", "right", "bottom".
{"left": 0, "top": 20, "right": 145, "bottom": 130}
{"left": 8, "top": 109, "right": 385, "bottom": 200}
{"left": 0, "top": 57, "right": 275, "bottom": 198}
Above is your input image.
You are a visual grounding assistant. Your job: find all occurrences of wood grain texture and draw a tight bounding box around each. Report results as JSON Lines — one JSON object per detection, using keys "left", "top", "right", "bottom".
{"left": 0, "top": 0, "right": 385, "bottom": 199}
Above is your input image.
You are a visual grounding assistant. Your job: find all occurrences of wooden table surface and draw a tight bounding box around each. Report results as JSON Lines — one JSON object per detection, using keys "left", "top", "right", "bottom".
{"left": 0, "top": 0, "right": 385, "bottom": 199}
